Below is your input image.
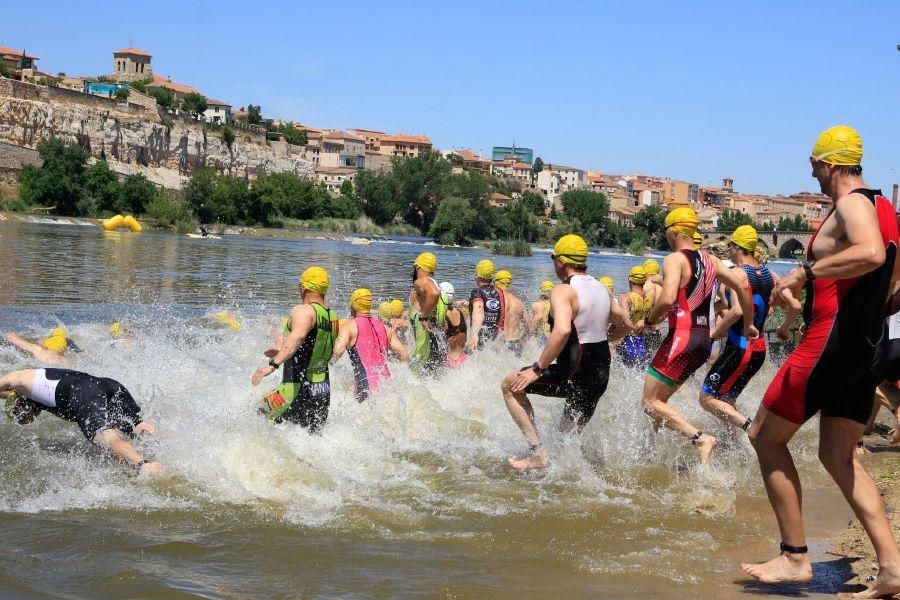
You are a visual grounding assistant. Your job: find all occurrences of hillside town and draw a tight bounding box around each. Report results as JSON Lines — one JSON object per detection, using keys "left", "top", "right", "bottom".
{"left": 4, "top": 42, "right": 897, "bottom": 234}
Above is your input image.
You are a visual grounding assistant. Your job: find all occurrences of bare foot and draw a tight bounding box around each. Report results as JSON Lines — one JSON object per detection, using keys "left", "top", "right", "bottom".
{"left": 856, "top": 442, "right": 871, "bottom": 457}
{"left": 852, "top": 562, "right": 900, "bottom": 598}
{"left": 139, "top": 461, "right": 162, "bottom": 475}
{"left": 890, "top": 427, "right": 899, "bottom": 446}
{"left": 696, "top": 433, "right": 718, "bottom": 464}
{"left": 508, "top": 452, "right": 549, "bottom": 471}
{"left": 742, "top": 552, "right": 813, "bottom": 584}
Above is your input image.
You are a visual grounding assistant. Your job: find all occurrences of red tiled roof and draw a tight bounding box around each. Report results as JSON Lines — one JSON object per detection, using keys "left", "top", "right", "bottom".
{"left": 114, "top": 47, "right": 152, "bottom": 57}
{"left": 512, "top": 163, "right": 531, "bottom": 170}
{"left": 0, "top": 45, "right": 39, "bottom": 60}
{"left": 454, "top": 149, "right": 488, "bottom": 162}
{"left": 351, "top": 128, "right": 386, "bottom": 135}
{"left": 148, "top": 74, "right": 198, "bottom": 95}
{"left": 323, "top": 130, "right": 365, "bottom": 142}
{"left": 205, "top": 98, "right": 230, "bottom": 107}
{"left": 381, "top": 134, "right": 432, "bottom": 145}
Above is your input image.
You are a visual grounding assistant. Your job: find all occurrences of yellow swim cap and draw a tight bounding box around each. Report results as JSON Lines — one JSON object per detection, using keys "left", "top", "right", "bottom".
{"left": 731, "top": 225, "right": 758, "bottom": 252}
{"left": 600, "top": 276, "right": 614, "bottom": 293}
{"left": 693, "top": 231, "right": 703, "bottom": 249}
{"left": 110, "top": 322, "right": 123, "bottom": 338}
{"left": 390, "top": 299, "right": 404, "bottom": 318}
{"left": 300, "top": 266, "right": 329, "bottom": 295}
{"left": 539, "top": 280, "right": 555, "bottom": 298}
{"left": 643, "top": 259, "right": 660, "bottom": 275}
{"left": 495, "top": 269, "right": 512, "bottom": 288}
{"left": 811, "top": 125, "right": 862, "bottom": 166}
{"left": 42, "top": 329, "right": 67, "bottom": 354}
{"left": 665, "top": 207, "right": 699, "bottom": 237}
{"left": 753, "top": 247, "right": 762, "bottom": 262}
{"left": 414, "top": 252, "right": 437, "bottom": 273}
{"left": 554, "top": 234, "right": 588, "bottom": 266}
{"left": 378, "top": 301, "right": 392, "bottom": 320}
{"left": 213, "top": 311, "right": 241, "bottom": 330}
{"left": 350, "top": 288, "right": 373, "bottom": 311}
{"left": 629, "top": 266, "right": 647, "bottom": 285}
{"left": 475, "top": 259, "right": 495, "bottom": 280}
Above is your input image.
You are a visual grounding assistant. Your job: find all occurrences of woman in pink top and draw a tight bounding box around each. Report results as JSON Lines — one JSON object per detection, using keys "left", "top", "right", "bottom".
{"left": 333, "top": 289, "right": 409, "bottom": 402}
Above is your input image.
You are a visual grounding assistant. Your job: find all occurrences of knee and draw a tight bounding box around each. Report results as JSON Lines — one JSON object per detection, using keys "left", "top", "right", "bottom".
{"left": 818, "top": 445, "right": 853, "bottom": 474}
{"left": 501, "top": 372, "right": 516, "bottom": 394}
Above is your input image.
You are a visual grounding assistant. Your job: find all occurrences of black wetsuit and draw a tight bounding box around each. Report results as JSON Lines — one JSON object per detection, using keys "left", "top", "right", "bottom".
{"left": 469, "top": 284, "right": 505, "bottom": 350}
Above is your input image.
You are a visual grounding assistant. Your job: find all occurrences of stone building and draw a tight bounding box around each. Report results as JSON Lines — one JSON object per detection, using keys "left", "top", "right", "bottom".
{"left": 111, "top": 48, "right": 153, "bottom": 82}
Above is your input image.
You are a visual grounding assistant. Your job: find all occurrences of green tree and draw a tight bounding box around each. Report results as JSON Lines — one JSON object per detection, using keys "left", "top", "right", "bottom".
{"left": 83, "top": 160, "right": 121, "bottom": 214}
{"left": 181, "top": 92, "right": 208, "bottom": 117}
{"left": 0, "top": 63, "right": 12, "bottom": 78}
{"left": 500, "top": 199, "right": 542, "bottom": 242}
{"left": 272, "top": 123, "right": 307, "bottom": 146}
{"left": 209, "top": 174, "right": 250, "bottom": 223}
{"left": 521, "top": 190, "right": 546, "bottom": 216}
{"left": 118, "top": 174, "right": 158, "bottom": 215}
{"left": 114, "top": 87, "right": 130, "bottom": 102}
{"left": 18, "top": 138, "right": 89, "bottom": 215}
{"left": 559, "top": 189, "right": 609, "bottom": 244}
{"left": 428, "top": 197, "right": 477, "bottom": 245}
{"left": 339, "top": 178, "right": 353, "bottom": 198}
{"left": 250, "top": 172, "right": 327, "bottom": 225}
{"left": 221, "top": 126, "right": 235, "bottom": 150}
{"left": 323, "top": 194, "right": 361, "bottom": 219}
{"left": 247, "top": 104, "right": 263, "bottom": 125}
{"left": 532, "top": 157, "right": 544, "bottom": 176}
{"left": 718, "top": 209, "right": 756, "bottom": 230}
{"left": 392, "top": 150, "right": 453, "bottom": 232}
{"left": 354, "top": 169, "right": 402, "bottom": 225}
{"left": 147, "top": 86, "right": 176, "bottom": 109}
{"left": 632, "top": 205, "right": 669, "bottom": 250}
{"left": 183, "top": 170, "right": 219, "bottom": 223}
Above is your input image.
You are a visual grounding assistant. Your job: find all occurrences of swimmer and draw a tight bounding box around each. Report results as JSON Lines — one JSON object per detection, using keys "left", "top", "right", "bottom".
{"left": 617, "top": 266, "right": 654, "bottom": 369}
{"left": 440, "top": 282, "right": 468, "bottom": 369}
{"left": 252, "top": 266, "right": 339, "bottom": 432}
{"left": 332, "top": 288, "right": 408, "bottom": 403}
{"left": 528, "top": 280, "right": 554, "bottom": 344}
{"left": 409, "top": 252, "right": 446, "bottom": 374}
{"left": 502, "top": 235, "right": 626, "bottom": 471}
{"left": 389, "top": 299, "right": 410, "bottom": 346}
{"left": 467, "top": 260, "right": 505, "bottom": 352}
{"left": 600, "top": 276, "right": 615, "bottom": 300}
{"left": 495, "top": 270, "right": 526, "bottom": 357}
{"left": 4, "top": 328, "right": 78, "bottom": 366}
{"left": 378, "top": 301, "right": 393, "bottom": 325}
{"left": 742, "top": 126, "right": 900, "bottom": 596}
{"left": 641, "top": 208, "right": 758, "bottom": 464}
{"left": 212, "top": 311, "right": 241, "bottom": 331}
{"left": 1, "top": 368, "right": 160, "bottom": 474}
{"left": 109, "top": 322, "right": 136, "bottom": 348}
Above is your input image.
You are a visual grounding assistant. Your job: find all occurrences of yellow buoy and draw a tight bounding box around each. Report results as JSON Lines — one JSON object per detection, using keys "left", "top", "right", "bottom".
{"left": 102, "top": 214, "right": 142, "bottom": 232}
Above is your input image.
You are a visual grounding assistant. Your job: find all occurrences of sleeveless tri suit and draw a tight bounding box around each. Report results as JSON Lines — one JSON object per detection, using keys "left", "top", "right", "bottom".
{"left": 469, "top": 284, "right": 506, "bottom": 350}
{"left": 762, "top": 188, "right": 899, "bottom": 424}
{"left": 411, "top": 277, "right": 448, "bottom": 373}
{"left": 617, "top": 290, "right": 653, "bottom": 368}
{"left": 348, "top": 315, "right": 391, "bottom": 403}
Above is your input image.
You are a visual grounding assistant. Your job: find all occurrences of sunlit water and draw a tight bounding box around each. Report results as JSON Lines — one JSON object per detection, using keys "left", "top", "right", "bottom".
{"left": 0, "top": 221, "right": 851, "bottom": 598}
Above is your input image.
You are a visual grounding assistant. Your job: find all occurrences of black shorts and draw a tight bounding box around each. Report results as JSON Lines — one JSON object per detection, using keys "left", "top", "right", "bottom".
{"left": 523, "top": 341, "right": 611, "bottom": 427}
{"left": 702, "top": 341, "right": 767, "bottom": 400}
{"left": 53, "top": 375, "right": 141, "bottom": 441}
{"left": 277, "top": 379, "right": 331, "bottom": 433}
{"left": 872, "top": 337, "right": 900, "bottom": 383}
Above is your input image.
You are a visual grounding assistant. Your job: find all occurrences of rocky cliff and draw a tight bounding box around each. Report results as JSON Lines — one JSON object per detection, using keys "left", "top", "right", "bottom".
{"left": 0, "top": 78, "right": 314, "bottom": 188}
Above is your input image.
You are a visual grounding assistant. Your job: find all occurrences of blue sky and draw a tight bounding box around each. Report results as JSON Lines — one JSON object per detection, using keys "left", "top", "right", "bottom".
{"left": 5, "top": 0, "right": 899, "bottom": 195}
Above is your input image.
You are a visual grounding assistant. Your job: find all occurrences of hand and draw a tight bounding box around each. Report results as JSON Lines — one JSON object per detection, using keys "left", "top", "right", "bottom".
{"left": 744, "top": 324, "right": 760, "bottom": 340}
{"left": 776, "top": 325, "right": 791, "bottom": 341}
{"left": 511, "top": 367, "right": 540, "bottom": 393}
{"left": 252, "top": 365, "right": 275, "bottom": 386}
{"left": 263, "top": 347, "right": 279, "bottom": 358}
{"left": 633, "top": 320, "right": 646, "bottom": 335}
{"left": 771, "top": 266, "right": 806, "bottom": 307}
{"left": 134, "top": 421, "right": 156, "bottom": 436}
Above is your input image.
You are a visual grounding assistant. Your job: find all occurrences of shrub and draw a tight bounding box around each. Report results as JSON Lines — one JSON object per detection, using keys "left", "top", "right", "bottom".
{"left": 145, "top": 192, "right": 196, "bottom": 232}
{"left": 491, "top": 239, "right": 532, "bottom": 257}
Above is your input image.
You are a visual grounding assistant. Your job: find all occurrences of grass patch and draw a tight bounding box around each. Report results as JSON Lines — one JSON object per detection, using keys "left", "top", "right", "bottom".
{"left": 491, "top": 239, "right": 532, "bottom": 257}
{"left": 277, "top": 216, "right": 420, "bottom": 236}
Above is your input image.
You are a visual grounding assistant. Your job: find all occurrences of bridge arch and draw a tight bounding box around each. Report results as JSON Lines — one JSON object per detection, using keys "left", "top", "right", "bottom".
{"left": 778, "top": 238, "right": 805, "bottom": 259}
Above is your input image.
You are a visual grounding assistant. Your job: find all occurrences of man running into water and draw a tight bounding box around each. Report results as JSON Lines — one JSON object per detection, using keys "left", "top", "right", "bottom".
{"left": 1, "top": 368, "right": 160, "bottom": 474}
{"left": 4, "top": 329, "right": 79, "bottom": 366}
{"left": 495, "top": 270, "right": 526, "bottom": 357}
{"left": 700, "top": 226, "right": 800, "bottom": 432}
{"left": 617, "top": 266, "right": 654, "bottom": 369}
{"left": 252, "top": 267, "right": 339, "bottom": 432}
{"left": 529, "top": 280, "right": 554, "bottom": 345}
{"left": 440, "top": 282, "right": 468, "bottom": 369}
{"left": 641, "top": 208, "right": 758, "bottom": 464}
{"left": 501, "top": 234, "right": 629, "bottom": 471}
{"left": 742, "top": 127, "right": 900, "bottom": 597}
{"left": 333, "top": 288, "right": 408, "bottom": 403}
{"left": 467, "top": 260, "right": 505, "bottom": 352}
{"left": 409, "top": 252, "right": 447, "bottom": 373}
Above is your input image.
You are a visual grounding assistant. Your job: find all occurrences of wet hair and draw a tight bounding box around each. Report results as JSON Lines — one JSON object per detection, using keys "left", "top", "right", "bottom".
{"left": 571, "top": 264, "right": 587, "bottom": 273}
{"left": 834, "top": 164, "right": 862, "bottom": 177}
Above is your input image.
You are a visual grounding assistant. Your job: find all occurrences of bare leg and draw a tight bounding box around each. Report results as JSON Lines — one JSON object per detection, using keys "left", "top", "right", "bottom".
{"left": 742, "top": 405, "right": 812, "bottom": 583}
{"left": 864, "top": 392, "right": 882, "bottom": 435}
{"left": 699, "top": 391, "right": 750, "bottom": 430}
{"left": 501, "top": 372, "right": 548, "bottom": 471}
{"left": 876, "top": 381, "right": 900, "bottom": 444}
{"left": 642, "top": 374, "right": 717, "bottom": 463}
{"left": 818, "top": 417, "right": 900, "bottom": 598}
{"left": 93, "top": 429, "right": 160, "bottom": 474}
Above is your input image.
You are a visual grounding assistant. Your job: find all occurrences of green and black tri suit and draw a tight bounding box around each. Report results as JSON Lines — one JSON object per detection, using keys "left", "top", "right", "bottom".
{"left": 411, "top": 279, "right": 449, "bottom": 374}
{"left": 260, "top": 303, "right": 338, "bottom": 432}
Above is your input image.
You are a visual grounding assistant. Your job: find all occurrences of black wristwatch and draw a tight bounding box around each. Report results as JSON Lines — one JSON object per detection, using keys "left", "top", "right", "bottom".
{"left": 268, "top": 359, "right": 279, "bottom": 369}
{"left": 801, "top": 260, "right": 816, "bottom": 281}
{"left": 531, "top": 362, "right": 545, "bottom": 375}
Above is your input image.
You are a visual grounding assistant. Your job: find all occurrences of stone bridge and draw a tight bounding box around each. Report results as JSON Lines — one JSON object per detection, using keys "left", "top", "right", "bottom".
{"left": 701, "top": 230, "right": 814, "bottom": 259}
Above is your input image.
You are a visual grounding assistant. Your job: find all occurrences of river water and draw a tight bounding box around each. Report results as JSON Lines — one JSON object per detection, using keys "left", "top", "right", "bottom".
{"left": 0, "top": 221, "right": 853, "bottom": 598}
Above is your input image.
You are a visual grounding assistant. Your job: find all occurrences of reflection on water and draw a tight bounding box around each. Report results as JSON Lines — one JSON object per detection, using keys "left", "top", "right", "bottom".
{"left": 0, "top": 222, "right": 846, "bottom": 598}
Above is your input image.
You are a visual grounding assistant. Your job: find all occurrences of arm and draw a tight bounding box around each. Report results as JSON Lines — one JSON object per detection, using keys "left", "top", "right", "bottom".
{"left": 388, "top": 329, "right": 409, "bottom": 362}
{"left": 714, "top": 258, "right": 758, "bottom": 339}
{"left": 331, "top": 320, "right": 356, "bottom": 363}
{"left": 4, "top": 333, "right": 71, "bottom": 366}
{"left": 528, "top": 302, "right": 540, "bottom": 335}
{"left": 607, "top": 297, "right": 633, "bottom": 342}
{"left": 467, "top": 301, "right": 485, "bottom": 351}
{"left": 511, "top": 286, "right": 574, "bottom": 392}
{"left": 645, "top": 253, "right": 684, "bottom": 326}
{"left": 775, "top": 287, "right": 803, "bottom": 340}
{"left": 710, "top": 270, "right": 748, "bottom": 339}
{"left": 616, "top": 293, "right": 636, "bottom": 330}
{"left": 252, "top": 304, "right": 314, "bottom": 385}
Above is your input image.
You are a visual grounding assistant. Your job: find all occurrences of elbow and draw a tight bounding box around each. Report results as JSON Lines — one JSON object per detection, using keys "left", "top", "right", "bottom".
{"left": 865, "top": 247, "right": 886, "bottom": 270}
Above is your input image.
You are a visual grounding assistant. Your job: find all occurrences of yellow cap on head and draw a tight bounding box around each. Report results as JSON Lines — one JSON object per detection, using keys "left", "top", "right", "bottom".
{"left": 811, "top": 125, "right": 862, "bottom": 166}
{"left": 643, "top": 259, "right": 660, "bottom": 275}
{"left": 753, "top": 247, "right": 762, "bottom": 262}
{"left": 539, "top": 280, "right": 555, "bottom": 298}
{"left": 300, "top": 266, "right": 329, "bottom": 295}
{"left": 110, "top": 322, "right": 123, "bottom": 338}
{"left": 665, "top": 207, "right": 699, "bottom": 238}
{"left": 213, "top": 311, "right": 241, "bottom": 330}
{"left": 693, "top": 231, "right": 703, "bottom": 249}
{"left": 600, "top": 277, "right": 614, "bottom": 293}
{"left": 350, "top": 288, "right": 373, "bottom": 311}
{"left": 414, "top": 252, "right": 437, "bottom": 273}
{"left": 629, "top": 266, "right": 647, "bottom": 285}
{"left": 495, "top": 269, "right": 512, "bottom": 289}
{"left": 390, "top": 299, "right": 404, "bottom": 318}
{"left": 378, "top": 301, "right": 392, "bottom": 320}
{"left": 475, "top": 259, "right": 495, "bottom": 280}
{"left": 553, "top": 234, "right": 588, "bottom": 266}
{"left": 42, "top": 329, "right": 67, "bottom": 354}
{"left": 731, "top": 225, "right": 758, "bottom": 252}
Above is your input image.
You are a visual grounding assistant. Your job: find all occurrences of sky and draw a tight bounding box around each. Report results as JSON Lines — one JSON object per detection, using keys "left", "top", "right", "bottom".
{"left": 4, "top": 0, "right": 899, "bottom": 196}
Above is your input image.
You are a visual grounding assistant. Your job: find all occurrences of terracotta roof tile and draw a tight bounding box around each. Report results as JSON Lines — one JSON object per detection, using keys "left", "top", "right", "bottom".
{"left": 0, "top": 45, "right": 39, "bottom": 60}
{"left": 114, "top": 47, "right": 152, "bottom": 57}
{"left": 380, "top": 134, "right": 432, "bottom": 145}
{"left": 149, "top": 74, "right": 198, "bottom": 95}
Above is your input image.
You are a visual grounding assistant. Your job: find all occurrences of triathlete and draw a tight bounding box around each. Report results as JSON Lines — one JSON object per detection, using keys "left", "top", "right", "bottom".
{"left": 529, "top": 280, "right": 554, "bottom": 345}
{"left": 333, "top": 288, "right": 408, "bottom": 403}
{"left": 4, "top": 328, "right": 79, "bottom": 366}
{"left": 700, "top": 226, "right": 799, "bottom": 432}
{"left": 501, "top": 235, "right": 628, "bottom": 471}
{"left": 617, "top": 266, "right": 654, "bottom": 369}
{"left": 1, "top": 368, "right": 160, "bottom": 474}
{"left": 441, "top": 282, "right": 468, "bottom": 369}
{"left": 743, "top": 127, "right": 900, "bottom": 596}
{"left": 467, "top": 260, "right": 505, "bottom": 352}
{"left": 252, "top": 266, "right": 339, "bottom": 433}
{"left": 600, "top": 276, "right": 615, "bottom": 299}
{"left": 868, "top": 298, "right": 900, "bottom": 446}
{"left": 378, "top": 301, "right": 393, "bottom": 326}
{"left": 495, "top": 270, "right": 526, "bottom": 357}
{"left": 641, "top": 208, "right": 758, "bottom": 464}
{"left": 389, "top": 299, "right": 410, "bottom": 346}
{"left": 642, "top": 259, "right": 665, "bottom": 354}
{"left": 409, "top": 252, "right": 447, "bottom": 373}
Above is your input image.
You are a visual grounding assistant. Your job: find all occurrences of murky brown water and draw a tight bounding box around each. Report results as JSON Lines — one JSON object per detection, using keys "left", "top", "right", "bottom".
{"left": 0, "top": 220, "right": 855, "bottom": 598}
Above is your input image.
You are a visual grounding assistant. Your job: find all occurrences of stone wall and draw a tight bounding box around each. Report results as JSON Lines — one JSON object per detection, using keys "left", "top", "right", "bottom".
{"left": 0, "top": 78, "right": 314, "bottom": 189}
{"left": 0, "top": 140, "right": 40, "bottom": 184}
